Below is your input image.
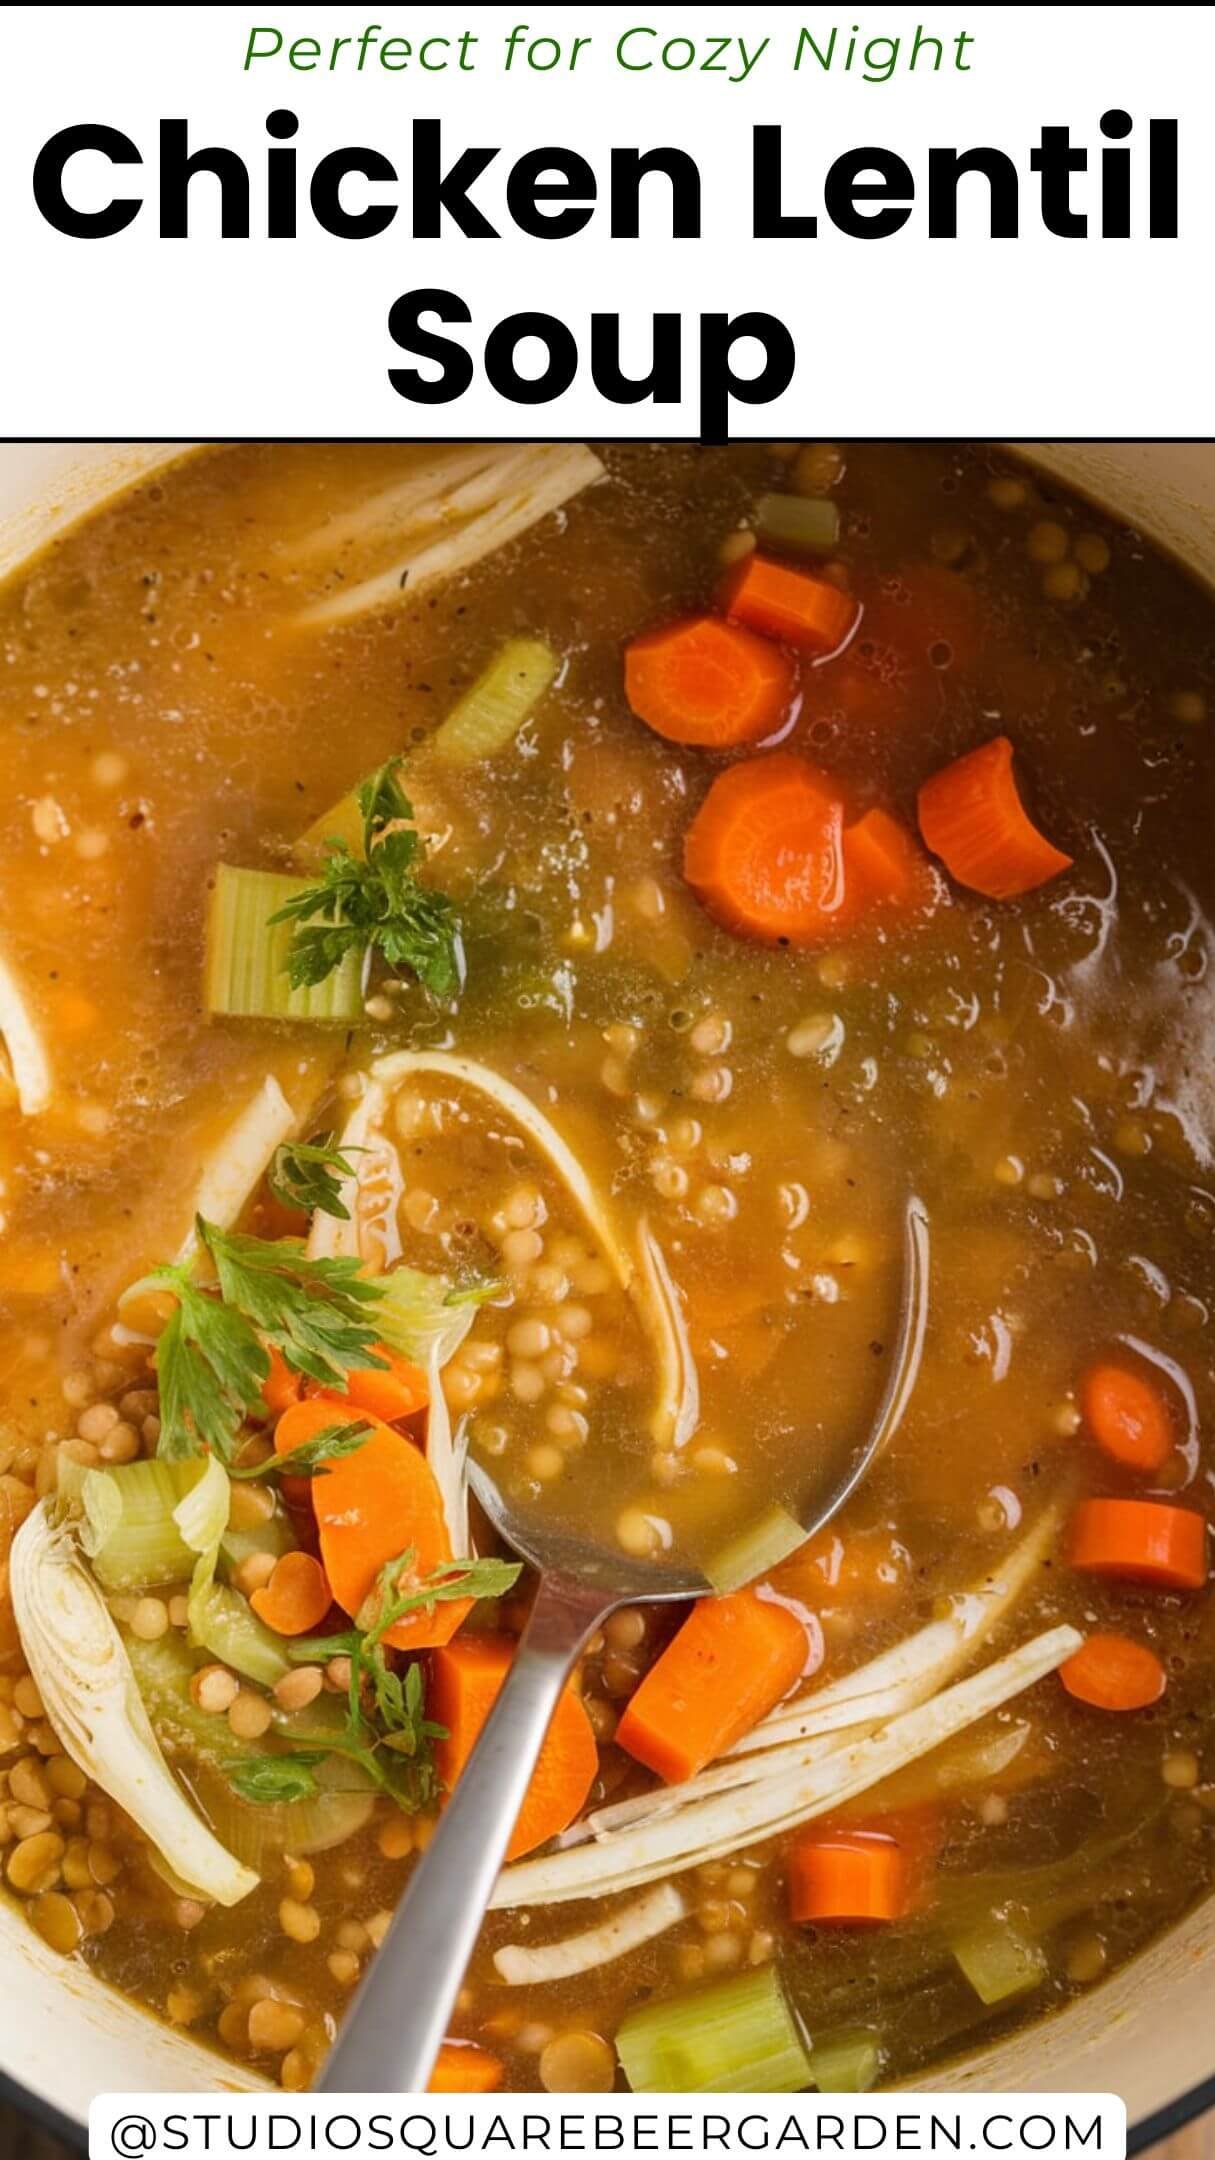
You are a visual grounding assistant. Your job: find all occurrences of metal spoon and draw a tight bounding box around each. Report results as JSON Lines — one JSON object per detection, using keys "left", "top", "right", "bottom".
{"left": 317, "top": 1195, "right": 929, "bottom": 2094}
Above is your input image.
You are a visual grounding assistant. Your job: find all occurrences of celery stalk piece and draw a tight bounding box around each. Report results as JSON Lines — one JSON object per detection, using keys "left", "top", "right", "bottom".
{"left": 126, "top": 1633, "right": 375, "bottom": 1863}
{"left": 205, "top": 864, "right": 364, "bottom": 1023}
{"left": 188, "top": 1576, "right": 290, "bottom": 1688}
{"left": 808, "top": 2027, "right": 882, "bottom": 2093}
{"left": 297, "top": 786, "right": 368, "bottom": 866}
{"left": 432, "top": 638, "right": 559, "bottom": 768}
{"left": 616, "top": 1965, "right": 811, "bottom": 2095}
{"left": 706, "top": 1504, "right": 807, "bottom": 1594}
{"left": 755, "top": 493, "right": 842, "bottom": 559}
{"left": 79, "top": 1460, "right": 208, "bottom": 1592}
{"left": 952, "top": 1919, "right": 1048, "bottom": 2006}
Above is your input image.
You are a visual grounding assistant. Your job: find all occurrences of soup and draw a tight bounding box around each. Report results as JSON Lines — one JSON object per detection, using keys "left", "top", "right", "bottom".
{"left": 0, "top": 440, "right": 1213, "bottom": 2099}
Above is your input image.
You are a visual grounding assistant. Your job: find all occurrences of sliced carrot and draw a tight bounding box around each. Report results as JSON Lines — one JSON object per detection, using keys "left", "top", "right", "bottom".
{"left": 625, "top": 615, "right": 797, "bottom": 747}
{"left": 250, "top": 1550, "right": 333, "bottom": 1637}
{"left": 261, "top": 1344, "right": 303, "bottom": 1419}
{"left": 615, "top": 1589, "right": 807, "bottom": 1784}
{"left": 1060, "top": 1632, "right": 1167, "bottom": 1712}
{"left": 428, "top": 2041, "right": 504, "bottom": 2093}
{"left": 277, "top": 1398, "right": 468, "bottom": 1650}
{"left": 917, "top": 735, "right": 1072, "bottom": 900}
{"left": 683, "top": 753, "right": 849, "bottom": 946}
{"left": 787, "top": 1830, "right": 907, "bottom": 1927}
{"left": 1080, "top": 1360, "right": 1173, "bottom": 1474}
{"left": 1069, "top": 1498, "right": 1207, "bottom": 1592}
{"left": 843, "top": 807, "right": 932, "bottom": 912}
{"left": 430, "top": 1635, "right": 598, "bottom": 1861}
{"left": 318, "top": 1344, "right": 429, "bottom": 1426}
{"left": 719, "top": 555, "right": 858, "bottom": 656}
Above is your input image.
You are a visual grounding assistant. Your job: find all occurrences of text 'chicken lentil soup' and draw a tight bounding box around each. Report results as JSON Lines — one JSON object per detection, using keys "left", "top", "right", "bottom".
{"left": 0, "top": 441, "right": 1213, "bottom": 2099}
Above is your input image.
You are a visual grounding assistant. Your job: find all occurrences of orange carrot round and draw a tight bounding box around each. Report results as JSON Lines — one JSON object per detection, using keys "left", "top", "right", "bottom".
{"left": 1060, "top": 1632, "right": 1167, "bottom": 1712}
{"left": 276, "top": 1397, "right": 468, "bottom": 1651}
{"left": 318, "top": 1344, "right": 429, "bottom": 1426}
{"left": 616, "top": 1589, "right": 807, "bottom": 1784}
{"left": 1069, "top": 1497, "right": 1207, "bottom": 1592}
{"left": 1080, "top": 1360, "right": 1173, "bottom": 1474}
{"left": 250, "top": 1550, "right": 332, "bottom": 1637}
{"left": 430, "top": 1635, "right": 598, "bottom": 1860}
{"left": 625, "top": 615, "right": 797, "bottom": 747}
{"left": 428, "top": 2042, "right": 505, "bottom": 2093}
{"left": 719, "top": 555, "right": 858, "bottom": 656}
{"left": 843, "top": 806, "right": 932, "bottom": 913}
{"left": 917, "top": 735, "right": 1072, "bottom": 899}
{"left": 787, "top": 1830, "right": 907, "bottom": 1927}
{"left": 683, "top": 753, "right": 849, "bottom": 946}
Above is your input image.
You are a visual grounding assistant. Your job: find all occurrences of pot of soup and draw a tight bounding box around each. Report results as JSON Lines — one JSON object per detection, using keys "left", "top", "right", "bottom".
{"left": 0, "top": 439, "right": 1214, "bottom": 2146}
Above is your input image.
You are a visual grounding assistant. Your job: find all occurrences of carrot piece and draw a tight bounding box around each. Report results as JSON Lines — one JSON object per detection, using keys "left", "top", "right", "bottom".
{"left": 250, "top": 1550, "right": 333, "bottom": 1637}
{"left": 261, "top": 1344, "right": 303, "bottom": 1419}
{"left": 683, "top": 753, "right": 849, "bottom": 946}
{"left": 917, "top": 735, "right": 1072, "bottom": 899}
{"left": 319, "top": 1344, "right": 429, "bottom": 1426}
{"left": 1080, "top": 1360, "right": 1173, "bottom": 1474}
{"left": 1060, "top": 1632, "right": 1167, "bottom": 1712}
{"left": 625, "top": 615, "right": 797, "bottom": 747}
{"left": 719, "top": 555, "right": 858, "bottom": 656}
{"left": 787, "top": 1830, "right": 907, "bottom": 1927}
{"left": 430, "top": 1635, "right": 598, "bottom": 1861}
{"left": 843, "top": 807, "right": 932, "bottom": 912}
{"left": 615, "top": 1589, "right": 807, "bottom": 1784}
{"left": 1069, "top": 1498, "right": 1207, "bottom": 1592}
{"left": 276, "top": 1398, "right": 469, "bottom": 1650}
{"left": 428, "top": 2042, "right": 505, "bottom": 2094}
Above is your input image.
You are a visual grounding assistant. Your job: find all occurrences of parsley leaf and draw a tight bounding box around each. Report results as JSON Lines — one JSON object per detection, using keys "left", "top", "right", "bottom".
{"left": 151, "top": 1270, "right": 269, "bottom": 1465}
{"left": 269, "top": 760, "right": 463, "bottom": 1000}
{"left": 226, "top": 1752, "right": 327, "bottom": 1805}
{"left": 286, "top": 1551, "right": 521, "bottom": 1814}
{"left": 267, "top": 1132, "right": 363, "bottom": 1222}
{"left": 230, "top": 1418, "right": 374, "bottom": 1481}
{"left": 139, "top": 1217, "right": 392, "bottom": 1462}
{"left": 199, "top": 1221, "right": 385, "bottom": 1392}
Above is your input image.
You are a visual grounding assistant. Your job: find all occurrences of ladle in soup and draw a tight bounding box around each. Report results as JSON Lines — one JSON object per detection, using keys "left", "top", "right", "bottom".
{"left": 317, "top": 1195, "right": 929, "bottom": 2094}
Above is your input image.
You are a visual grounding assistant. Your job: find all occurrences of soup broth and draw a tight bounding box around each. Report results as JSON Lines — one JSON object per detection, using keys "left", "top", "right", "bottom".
{"left": 0, "top": 441, "right": 1213, "bottom": 2097}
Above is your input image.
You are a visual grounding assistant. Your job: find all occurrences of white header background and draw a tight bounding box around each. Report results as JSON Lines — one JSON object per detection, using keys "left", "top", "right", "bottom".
{"left": 0, "top": 2, "right": 1208, "bottom": 435}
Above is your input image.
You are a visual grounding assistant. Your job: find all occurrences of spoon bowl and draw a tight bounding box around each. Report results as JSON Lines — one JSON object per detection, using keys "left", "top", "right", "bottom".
{"left": 318, "top": 1194, "right": 930, "bottom": 2094}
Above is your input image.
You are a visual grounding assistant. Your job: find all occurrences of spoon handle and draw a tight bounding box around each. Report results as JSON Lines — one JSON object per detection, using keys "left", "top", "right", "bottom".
{"left": 317, "top": 1568, "right": 612, "bottom": 2094}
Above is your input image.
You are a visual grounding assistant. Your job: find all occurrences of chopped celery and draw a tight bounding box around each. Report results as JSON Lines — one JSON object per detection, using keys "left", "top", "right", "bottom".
{"left": 377, "top": 1264, "right": 497, "bottom": 1370}
{"left": 297, "top": 786, "right": 367, "bottom": 866}
{"left": 432, "top": 638, "right": 559, "bottom": 768}
{"left": 173, "top": 1452, "right": 229, "bottom": 1558}
{"left": 808, "top": 2027, "right": 881, "bottom": 2093}
{"left": 705, "top": 1503, "right": 807, "bottom": 1594}
{"left": 205, "top": 865, "right": 363, "bottom": 1023}
{"left": 188, "top": 1575, "right": 290, "bottom": 1688}
{"left": 755, "top": 494, "right": 842, "bottom": 559}
{"left": 80, "top": 1460, "right": 208, "bottom": 1591}
{"left": 220, "top": 1496, "right": 296, "bottom": 1573}
{"left": 127, "top": 1634, "right": 374, "bottom": 1861}
{"left": 952, "top": 1918, "right": 1048, "bottom": 2006}
{"left": 617, "top": 1965, "right": 811, "bottom": 2095}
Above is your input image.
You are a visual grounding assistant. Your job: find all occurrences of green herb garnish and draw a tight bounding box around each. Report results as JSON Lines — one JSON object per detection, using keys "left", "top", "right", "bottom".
{"left": 270, "top": 760, "right": 463, "bottom": 999}
{"left": 229, "top": 1418, "right": 374, "bottom": 1481}
{"left": 267, "top": 1132, "right": 363, "bottom": 1222}
{"left": 287, "top": 1549, "right": 522, "bottom": 1812}
{"left": 137, "top": 1217, "right": 389, "bottom": 1464}
{"left": 226, "top": 1752, "right": 327, "bottom": 1805}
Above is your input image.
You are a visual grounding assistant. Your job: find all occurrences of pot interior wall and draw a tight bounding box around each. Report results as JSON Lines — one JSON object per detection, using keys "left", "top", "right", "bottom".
{"left": 0, "top": 439, "right": 1212, "bottom": 2138}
